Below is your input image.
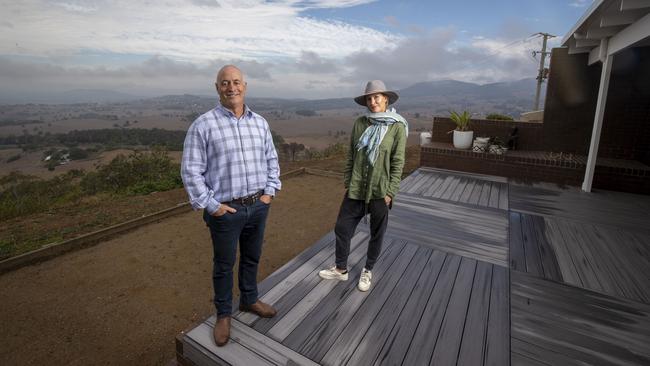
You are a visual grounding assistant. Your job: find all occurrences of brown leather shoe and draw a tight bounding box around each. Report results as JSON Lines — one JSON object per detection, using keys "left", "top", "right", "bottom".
{"left": 213, "top": 316, "right": 231, "bottom": 347}
{"left": 239, "top": 300, "right": 277, "bottom": 318}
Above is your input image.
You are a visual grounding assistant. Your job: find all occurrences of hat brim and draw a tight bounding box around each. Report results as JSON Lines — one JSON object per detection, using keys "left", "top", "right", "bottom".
{"left": 354, "top": 91, "right": 399, "bottom": 107}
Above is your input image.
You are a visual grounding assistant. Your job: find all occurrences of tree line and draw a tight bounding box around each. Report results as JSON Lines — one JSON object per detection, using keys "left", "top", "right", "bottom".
{"left": 0, "top": 128, "right": 187, "bottom": 151}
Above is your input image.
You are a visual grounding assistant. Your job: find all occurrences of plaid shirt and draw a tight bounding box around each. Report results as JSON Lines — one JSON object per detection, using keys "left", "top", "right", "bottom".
{"left": 181, "top": 104, "right": 281, "bottom": 214}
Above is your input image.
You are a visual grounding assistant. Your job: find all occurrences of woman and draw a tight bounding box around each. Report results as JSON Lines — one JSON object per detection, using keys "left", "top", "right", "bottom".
{"left": 319, "top": 80, "right": 408, "bottom": 291}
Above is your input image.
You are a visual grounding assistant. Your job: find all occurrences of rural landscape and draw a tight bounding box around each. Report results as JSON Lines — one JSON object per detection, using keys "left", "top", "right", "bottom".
{"left": 0, "top": 78, "right": 537, "bottom": 364}
{"left": 0, "top": 78, "right": 539, "bottom": 258}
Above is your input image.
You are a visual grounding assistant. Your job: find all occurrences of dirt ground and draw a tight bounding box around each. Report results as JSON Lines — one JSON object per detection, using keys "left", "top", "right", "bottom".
{"left": 0, "top": 173, "right": 346, "bottom": 365}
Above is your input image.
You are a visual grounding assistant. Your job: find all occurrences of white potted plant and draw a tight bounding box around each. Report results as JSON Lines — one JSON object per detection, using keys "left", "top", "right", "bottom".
{"left": 449, "top": 110, "right": 473, "bottom": 149}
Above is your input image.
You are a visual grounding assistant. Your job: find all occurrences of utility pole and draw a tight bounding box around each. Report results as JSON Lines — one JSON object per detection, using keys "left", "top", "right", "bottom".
{"left": 532, "top": 32, "right": 555, "bottom": 111}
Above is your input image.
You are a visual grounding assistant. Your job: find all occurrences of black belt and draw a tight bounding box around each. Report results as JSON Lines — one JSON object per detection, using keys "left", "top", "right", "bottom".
{"left": 224, "top": 190, "right": 264, "bottom": 206}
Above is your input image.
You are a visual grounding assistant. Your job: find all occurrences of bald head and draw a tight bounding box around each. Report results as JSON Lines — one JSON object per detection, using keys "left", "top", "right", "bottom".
{"left": 215, "top": 65, "right": 247, "bottom": 117}
{"left": 217, "top": 65, "right": 244, "bottom": 84}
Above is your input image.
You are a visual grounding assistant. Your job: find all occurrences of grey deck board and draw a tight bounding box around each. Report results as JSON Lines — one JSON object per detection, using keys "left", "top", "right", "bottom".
{"left": 511, "top": 271, "right": 650, "bottom": 366}
{"left": 282, "top": 239, "right": 408, "bottom": 352}
{"left": 422, "top": 174, "right": 445, "bottom": 197}
{"left": 457, "top": 261, "right": 493, "bottom": 366}
{"left": 449, "top": 177, "right": 469, "bottom": 202}
{"left": 527, "top": 215, "right": 562, "bottom": 281}
{"left": 458, "top": 179, "right": 476, "bottom": 204}
{"left": 418, "top": 166, "right": 508, "bottom": 183}
{"left": 347, "top": 250, "right": 447, "bottom": 366}
{"left": 185, "top": 318, "right": 318, "bottom": 366}
{"left": 302, "top": 241, "right": 418, "bottom": 361}
{"left": 439, "top": 175, "right": 460, "bottom": 201}
{"left": 512, "top": 206, "right": 650, "bottom": 303}
{"left": 484, "top": 265, "right": 510, "bottom": 366}
{"left": 180, "top": 167, "right": 650, "bottom": 366}
{"left": 404, "top": 172, "right": 427, "bottom": 194}
{"left": 400, "top": 255, "right": 463, "bottom": 366}
{"left": 429, "top": 257, "right": 477, "bottom": 365}
{"left": 398, "top": 172, "right": 417, "bottom": 192}
{"left": 255, "top": 231, "right": 335, "bottom": 297}
{"left": 432, "top": 175, "right": 454, "bottom": 199}
{"left": 521, "top": 214, "right": 544, "bottom": 277}
{"left": 387, "top": 194, "right": 509, "bottom": 266}
{"left": 509, "top": 182, "right": 650, "bottom": 233}
{"left": 467, "top": 179, "right": 483, "bottom": 205}
{"left": 262, "top": 233, "right": 369, "bottom": 339}
{"left": 538, "top": 219, "right": 583, "bottom": 286}
{"left": 509, "top": 212, "right": 526, "bottom": 272}
{"left": 498, "top": 183, "right": 509, "bottom": 210}
{"left": 512, "top": 338, "right": 582, "bottom": 366}
{"left": 320, "top": 246, "right": 431, "bottom": 365}
{"left": 478, "top": 181, "right": 492, "bottom": 207}
{"left": 246, "top": 232, "right": 367, "bottom": 331}
{"left": 236, "top": 232, "right": 367, "bottom": 325}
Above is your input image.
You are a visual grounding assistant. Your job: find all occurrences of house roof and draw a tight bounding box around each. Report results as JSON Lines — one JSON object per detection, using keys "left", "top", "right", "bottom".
{"left": 562, "top": 0, "right": 650, "bottom": 65}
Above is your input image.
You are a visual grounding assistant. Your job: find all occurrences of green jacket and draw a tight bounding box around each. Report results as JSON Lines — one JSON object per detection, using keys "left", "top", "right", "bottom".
{"left": 344, "top": 116, "right": 407, "bottom": 202}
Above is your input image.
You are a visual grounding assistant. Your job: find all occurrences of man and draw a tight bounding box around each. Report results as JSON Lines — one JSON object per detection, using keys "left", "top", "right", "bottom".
{"left": 181, "top": 65, "right": 280, "bottom": 347}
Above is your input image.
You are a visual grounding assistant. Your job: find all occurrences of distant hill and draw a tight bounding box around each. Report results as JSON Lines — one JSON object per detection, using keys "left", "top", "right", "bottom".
{"left": 0, "top": 78, "right": 545, "bottom": 118}
{"left": 0, "top": 89, "right": 139, "bottom": 104}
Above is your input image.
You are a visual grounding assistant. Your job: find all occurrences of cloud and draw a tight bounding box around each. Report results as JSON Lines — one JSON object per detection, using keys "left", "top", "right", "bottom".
{"left": 569, "top": 0, "right": 592, "bottom": 8}
{"left": 0, "top": 0, "right": 393, "bottom": 63}
{"left": 0, "top": 1, "right": 553, "bottom": 100}
{"left": 295, "top": 51, "right": 339, "bottom": 74}
{"left": 343, "top": 28, "right": 541, "bottom": 88}
{"left": 0, "top": 56, "right": 274, "bottom": 96}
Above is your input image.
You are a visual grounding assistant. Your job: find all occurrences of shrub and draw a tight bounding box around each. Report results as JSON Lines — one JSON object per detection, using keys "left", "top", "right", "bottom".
{"left": 68, "top": 147, "right": 89, "bottom": 160}
{"left": 295, "top": 109, "right": 317, "bottom": 117}
{"left": 486, "top": 113, "right": 514, "bottom": 121}
{"left": 0, "top": 170, "right": 84, "bottom": 220}
{"left": 449, "top": 110, "right": 472, "bottom": 131}
{"left": 81, "top": 148, "right": 182, "bottom": 195}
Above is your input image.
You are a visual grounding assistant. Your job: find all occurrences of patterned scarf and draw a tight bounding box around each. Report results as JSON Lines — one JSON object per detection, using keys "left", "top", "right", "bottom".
{"left": 355, "top": 107, "right": 409, "bottom": 166}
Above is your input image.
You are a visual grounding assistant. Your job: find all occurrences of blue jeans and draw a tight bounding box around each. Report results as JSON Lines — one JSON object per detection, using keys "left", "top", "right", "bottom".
{"left": 203, "top": 200, "right": 270, "bottom": 317}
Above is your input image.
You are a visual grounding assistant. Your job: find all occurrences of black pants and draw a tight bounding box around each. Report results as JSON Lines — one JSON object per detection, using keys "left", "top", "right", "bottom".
{"left": 334, "top": 195, "right": 389, "bottom": 271}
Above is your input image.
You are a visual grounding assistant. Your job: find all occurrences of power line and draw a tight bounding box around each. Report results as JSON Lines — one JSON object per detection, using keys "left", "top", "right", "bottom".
{"left": 532, "top": 32, "right": 555, "bottom": 110}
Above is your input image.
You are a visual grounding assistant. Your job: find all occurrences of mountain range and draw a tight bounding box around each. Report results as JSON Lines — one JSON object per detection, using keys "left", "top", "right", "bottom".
{"left": 1, "top": 78, "right": 545, "bottom": 117}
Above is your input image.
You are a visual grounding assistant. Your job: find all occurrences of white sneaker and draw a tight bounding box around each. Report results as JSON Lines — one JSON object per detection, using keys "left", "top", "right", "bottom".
{"left": 319, "top": 266, "right": 349, "bottom": 281}
{"left": 358, "top": 268, "right": 372, "bottom": 291}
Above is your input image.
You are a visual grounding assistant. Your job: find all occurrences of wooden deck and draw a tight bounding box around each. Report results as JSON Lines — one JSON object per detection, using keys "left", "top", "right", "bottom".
{"left": 177, "top": 168, "right": 650, "bottom": 366}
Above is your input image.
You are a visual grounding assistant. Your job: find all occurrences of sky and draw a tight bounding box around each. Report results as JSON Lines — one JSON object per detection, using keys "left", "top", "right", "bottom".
{"left": 0, "top": 0, "right": 594, "bottom": 100}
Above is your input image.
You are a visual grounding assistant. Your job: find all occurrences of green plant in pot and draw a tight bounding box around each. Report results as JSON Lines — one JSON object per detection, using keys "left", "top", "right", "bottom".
{"left": 449, "top": 110, "right": 473, "bottom": 149}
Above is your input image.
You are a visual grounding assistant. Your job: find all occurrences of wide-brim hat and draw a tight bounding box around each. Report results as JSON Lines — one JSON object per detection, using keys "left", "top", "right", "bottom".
{"left": 354, "top": 80, "right": 399, "bottom": 107}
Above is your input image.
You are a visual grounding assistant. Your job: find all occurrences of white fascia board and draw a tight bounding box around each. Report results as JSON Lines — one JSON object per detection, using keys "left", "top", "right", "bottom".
{"left": 566, "top": 37, "right": 593, "bottom": 54}
{"left": 576, "top": 38, "right": 602, "bottom": 47}
{"left": 601, "top": 8, "right": 648, "bottom": 26}
{"left": 589, "top": 45, "right": 603, "bottom": 64}
{"left": 562, "top": 0, "right": 607, "bottom": 45}
{"left": 608, "top": 12, "right": 650, "bottom": 54}
{"left": 620, "top": 0, "right": 650, "bottom": 11}
{"left": 587, "top": 25, "right": 626, "bottom": 38}
{"left": 588, "top": 39, "right": 610, "bottom": 65}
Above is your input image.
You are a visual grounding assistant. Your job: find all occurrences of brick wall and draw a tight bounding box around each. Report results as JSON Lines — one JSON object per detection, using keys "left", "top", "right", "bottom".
{"left": 542, "top": 47, "right": 601, "bottom": 155}
{"left": 420, "top": 146, "right": 650, "bottom": 194}
{"left": 420, "top": 147, "right": 584, "bottom": 186}
{"left": 431, "top": 117, "right": 544, "bottom": 151}
{"left": 598, "top": 47, "right": 650, "bottom": 164}
{"left": 421, "top": 46, "right": 650, "bottom": 194}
